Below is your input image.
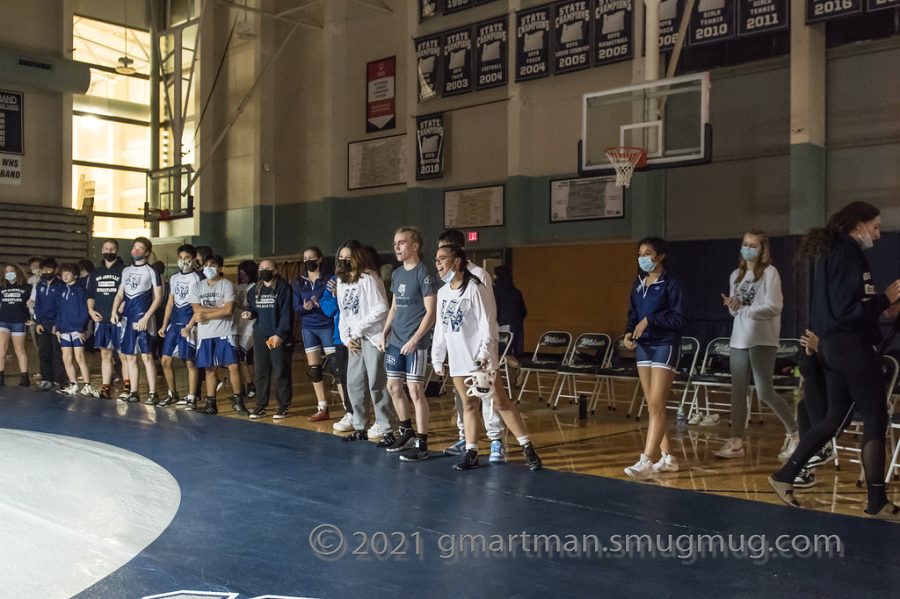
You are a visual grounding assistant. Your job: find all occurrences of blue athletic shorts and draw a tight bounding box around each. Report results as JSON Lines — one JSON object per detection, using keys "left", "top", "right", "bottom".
{"left": 196, "top": 337, "right": 239, "bottom": 368}
{"left": 119, "top": 321, "right": 155, "bottom": 355}
{"left": 302, "top": 327, "right": 336, "bottom": 355}
{"left": 94, "top": 322, "right": 121, "bottom": 350}
{"left": 0, "top": 322, "right": 26, "bottom": 336}
{"left": 384, "top": 344, "right": 428, "bottom": 384}
{"left": 635, "top": 342, "right": 682, "bottom": 371}
{"left": 162, "top": 323, "right": 197, "bottom": 361}
{"left": 58, "top": 331, "right": 85, "bottom": 348}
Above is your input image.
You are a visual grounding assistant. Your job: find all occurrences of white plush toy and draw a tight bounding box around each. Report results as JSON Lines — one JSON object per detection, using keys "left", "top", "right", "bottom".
{"left": 464, "top": 360, "right": 496, "bottom": 401}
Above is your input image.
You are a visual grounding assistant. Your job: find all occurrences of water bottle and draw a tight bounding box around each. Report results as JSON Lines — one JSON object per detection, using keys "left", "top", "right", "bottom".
{"left": 676, "top": 409, "right": 686, "bottom": 426}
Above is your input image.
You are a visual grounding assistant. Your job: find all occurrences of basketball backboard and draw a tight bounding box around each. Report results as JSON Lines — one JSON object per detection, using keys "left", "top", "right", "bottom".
{"left": 580, "top": 72, "right": 711, "bottom": 176}
{"left": 145, "top": 164, "right": 194, "bottom": 221}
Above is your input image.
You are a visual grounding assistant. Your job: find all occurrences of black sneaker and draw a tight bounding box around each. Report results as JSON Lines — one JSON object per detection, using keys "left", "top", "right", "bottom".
{"left": 184, "top": 397, "right": 197, "bottom": 411}
{"left": 399, "top": 439, "right": 430, "bottom": 462}
{"left": 522, "top": 442, "right": 542, "bottom": 471}
{"left": 806, "top": 444, "right": 834, "bottom": 469}
{"left": 385, "top": 429, "right": 417, "bottom": 453}
{"left": 343, "top": 430, "right": 368, "bottom": 442}
{"left": 375, "top": 431, "right": 396, "bottom": 448}
{"left": 794, "top": 468, "right": 817, "bottom": 488}
{"left": 273, "top": 408, "right": 289, "bottom": 420}
{"left": 126, "top": 391, "right": 140, "bottom": 403}
{"left": 203, "top": 397, "right": 218, "bottom": 415}
{"left": 454, "top": 448, "right": 480, "bottom": 470}
{"left": 246, "top": 384, "right": 257, "bottom": 399}
{"left": 158, "top": 390, "right": 179, "bottom": 407}
{"left": 98, "top": 386, "right": 110, "bottom": 399}
{"left": 231, "top": 394, "right": 249, "bottom": 416}
{"left": 143, "top": 392, "right": 159, "bottom": 406}
{"left": 249, "top": 407, "right": 267, "bottom": 420}
{"left": 18, "top": 374, "right": 30, "bottom": 387}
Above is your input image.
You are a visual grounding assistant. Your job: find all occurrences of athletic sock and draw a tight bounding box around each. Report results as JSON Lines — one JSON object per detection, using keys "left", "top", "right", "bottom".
{"left": 516, "top": 435, "right": 530, "bottom": 447}
{"left": 400, "top": 418, "right": 412, "bottom": 430}
{"left": 465, "top": 443, "right": 477, "bottom": 451}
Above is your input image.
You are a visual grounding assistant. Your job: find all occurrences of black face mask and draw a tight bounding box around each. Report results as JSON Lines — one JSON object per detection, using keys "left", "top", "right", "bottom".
{"left": 338, "top": 259, "right": 352, "bottom": 273}
{"left": 259, "top": 270, "right": 274, "bottom": 283}
{"left": 41, "top": 273, "right": 54, "bottom": 281}
{"left": 102, "top": 252, "right": 118, "bottom": 263}
{"left": 305, "top": 260, "right": 319, "bottom": 272}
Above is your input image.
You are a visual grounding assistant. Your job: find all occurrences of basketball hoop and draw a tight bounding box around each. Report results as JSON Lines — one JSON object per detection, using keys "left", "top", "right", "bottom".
{"left": 605, "top": 146, "right": 647, "bottom": 188}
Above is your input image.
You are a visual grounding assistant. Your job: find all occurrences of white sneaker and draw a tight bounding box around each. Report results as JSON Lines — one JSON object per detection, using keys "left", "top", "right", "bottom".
{"left": 624, "top": 454, "right": 654, "bottom": 479}
{"left": 714, "top": 438, "right": 745, "bottom": 459}
{"left": 57, "top": 382, "right": 79, "bottom": 396}
{"left": 687, "top": 412, "right": 703, "bottom": 425}
{"left": 651, "top": 452, "right": 679, "bottom": 473}
{"left": 79, "top": 383, "right": 98, "bottom": 398}
{"left": 367, "top": 423, "right": 391, "bottom": 439}
{"left": 778, "top": 432, "right": 800, "bottom": 462}
{"left": 332, "top": 412, "right": 354, "bottom": 432}
{"left": 699, "top": 413, "right": 720, "bottom": 427}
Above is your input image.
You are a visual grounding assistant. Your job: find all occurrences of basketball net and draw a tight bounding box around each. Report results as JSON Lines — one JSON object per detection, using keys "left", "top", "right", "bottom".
{"left": 605, "top": 146, "right": 647, "bottom": 188}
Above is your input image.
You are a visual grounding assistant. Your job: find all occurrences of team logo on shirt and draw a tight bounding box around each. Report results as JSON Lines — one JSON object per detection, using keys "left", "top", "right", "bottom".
{"left": 125, "top": 272, "right": 142, "bottom": 292}
{"left": 397, "top": 284, "right": 407, "bottom": 297}
{"left": 736, "top": 280, "right": 756, "bottom": 306}
{"left": 423, "top": 276, "right": 433, "bottom": 286}
{"left": 174, "top": 281, "right": 191, "bottom": 302}
{"left": 342, "top": 288, "right": 360, "bottom": 314}
{"left": 440, "top": 298, "right": 466, "bottom": 332}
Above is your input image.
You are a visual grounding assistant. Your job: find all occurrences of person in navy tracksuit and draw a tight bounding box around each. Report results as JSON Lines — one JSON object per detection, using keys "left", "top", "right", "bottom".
{"left": 54, "top": 263, "right": 94, "bottom": 396}
{"left": 34, "top": 257, "right": 66, "bottom": 390}
{"left": 622, "top": 237, "right": 686, "bottom": 480}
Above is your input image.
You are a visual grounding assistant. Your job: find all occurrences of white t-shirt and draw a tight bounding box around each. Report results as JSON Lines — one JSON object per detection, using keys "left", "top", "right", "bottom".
{"left": 337, "top": 273, "right": 388, "bottom": 347}
{"left": 728, "top": 265, "right": 782, "bottom": 349}
{"left": 431, "top": 276, "right": 498, "bottom": 377}
{"left": 188, "top": 277, "right": 237, "bottom": 341}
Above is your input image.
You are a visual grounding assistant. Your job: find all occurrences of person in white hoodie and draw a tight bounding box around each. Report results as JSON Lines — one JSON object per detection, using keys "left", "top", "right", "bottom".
{"left": 337, "top": 240, "right": 397, "bottom": 440}
{"left": 716, "top": 229, "right": 799, "bottom": 460}
{"left": 431, "top": 244, "right": 542, "bottom": 471}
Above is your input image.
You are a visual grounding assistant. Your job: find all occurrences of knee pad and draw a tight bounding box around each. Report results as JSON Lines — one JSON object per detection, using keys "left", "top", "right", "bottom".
{"left": 308, "top": 364, "right": 323, "bottom": 383}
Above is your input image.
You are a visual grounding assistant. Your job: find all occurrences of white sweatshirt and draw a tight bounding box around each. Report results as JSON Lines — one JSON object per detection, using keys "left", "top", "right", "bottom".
{"left": 432, "top": 275, "right": 498, "bottom": 377}
{"left": 728, "top": 264, "right": 782, "bottom": 349}
{"left": 338, "top": 273, "right": 388, "bottom": 347}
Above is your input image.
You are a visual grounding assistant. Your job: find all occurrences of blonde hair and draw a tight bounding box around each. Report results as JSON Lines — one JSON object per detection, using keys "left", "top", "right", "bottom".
{"left": 736, "top": 229, "right": 772, "bottom": 283}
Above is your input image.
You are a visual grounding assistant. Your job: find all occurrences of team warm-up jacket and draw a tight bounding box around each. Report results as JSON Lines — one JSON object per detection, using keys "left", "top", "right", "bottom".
{"left": 626, "top": 269, "right": 686, "bottom": 346}
{"left": 811, "top": 234, "right": 890, "bottom": 345}
{"left": 247, "top": 279, "right": 294, "bottom": 341}
{"left": 86, "top": 257, "right": 125, "bottom": 321}
{"left": 56, "top": 283, "right": 90, "bottom": 334}
{"left": 34, "top": 277, "right": 66, "bottom": 327}
{"left": 292, "top": 274, "right": 333, "bottom": 329}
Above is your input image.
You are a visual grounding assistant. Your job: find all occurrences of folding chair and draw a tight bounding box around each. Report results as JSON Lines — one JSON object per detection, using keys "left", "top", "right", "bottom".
{"left": 550, "top": 333, "right": 612, "bottom": 410}
{"left": 684, "top": 337, "right": 733, "bottom": 424}
{"left": 833, "top": 355, "right": 899, "bottom": 484}
{"left": 497, "top": 330, "right": 515, "bottom": 397}
{"left": 589, "top": 336, "right": 640, "bottom": 415}
{"left": 515, "top": 331, "right": 573, "bottom": 404}
{"left": 633, "top": 336, "right": 701, "bottom": 420}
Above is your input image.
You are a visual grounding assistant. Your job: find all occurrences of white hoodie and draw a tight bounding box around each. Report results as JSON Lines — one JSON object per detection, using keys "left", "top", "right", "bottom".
{"left": 728, "top": 264, "right": 782, "bottom": 349}
{"left": 432, "top": 275, "right": 498, "bottom": 377}
{"left": 337, "top": 272, "right": 388, "bottom": 347}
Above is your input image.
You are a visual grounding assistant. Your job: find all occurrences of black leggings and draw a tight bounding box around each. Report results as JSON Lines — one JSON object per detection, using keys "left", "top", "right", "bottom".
{"left": 797, "top": 352, "right": 828, "bottom": 436}
{"left": 774, "top": 332, "right": 889, "bottom": 511}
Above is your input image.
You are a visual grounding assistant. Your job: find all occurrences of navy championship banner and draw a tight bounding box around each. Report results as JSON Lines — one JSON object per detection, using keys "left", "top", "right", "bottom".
{"left": 593, "top": 0, "right": 633, "bottom": 66}
{"left": 689, "top": 0, "right": 735, "bottom": 45}
{"left": 658, "top": 0, "right": 685, "bottom": 51}
{"left": 515, "top": 5, "right": 552, "bottom": 81}
{"left": 737, "top": 0, "right": 789, "bottom": 36}
{"left": 443, "top": 27, "right": 474, "bottom": 95}
{"left": 416, "top": 113, "right": 445, "bottom": 180}
{"left": 475, "top": 17, "right": 508, "bottom": 90}
{"left": 415, "top": 35, "right": 442, "bottom": 102}
{"left": 805, "top": 0, "right": 862, "bottom": 22}
{"left": 0, "top": 90, "right": 24, "bottom": 155}
{"left": 444, "top": 0, "right": 475, "bottom": 14}
{"left": 552, "top": 1, "right": 592, "bottom": 74}
{"left": 866, "top": 0, "right": 900, "bottom": 11}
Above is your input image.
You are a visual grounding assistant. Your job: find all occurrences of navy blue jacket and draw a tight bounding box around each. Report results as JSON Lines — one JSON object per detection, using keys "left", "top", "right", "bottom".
{"left": 34, "top": 277, "right": 66, "bottom": 327}
{"left": 56, "top": 283, "right": 89, "bottom": 334}
{"left": 87, "top": 257, "right": 126, "bottom": 321}
{"left": 810, "top": 234, "right": 890, "bottom": 346}
{"left": 249, "top": 278, "right": 294, "bottom": 341}
{"left": 292, "top": 273, "right": 333, "bottom": 329}
{"left": 626, "top": 270, "right": 686, "bottom": 346}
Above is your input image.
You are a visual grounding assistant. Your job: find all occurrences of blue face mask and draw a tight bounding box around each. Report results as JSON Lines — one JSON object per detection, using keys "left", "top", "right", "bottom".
{"left": 441, "top": 269, "right": 456, "bottom": 285}
{"left": 4, "top": 272, "right": 16, "bottom": 283}
{"left": 203, "top": 266, "right": 218, "bottom": 280}
{"left": 740, "top": 246, "right": 759, "bottom": 262}
{"left": 638, "top": 256, "right": 656, "bottom": 273}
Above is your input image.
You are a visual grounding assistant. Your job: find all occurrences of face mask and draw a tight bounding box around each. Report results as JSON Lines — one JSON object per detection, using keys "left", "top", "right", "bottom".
{"left": 338, "top": 259, "right": 352, "bottom": 272}
{"left": 178, "top": 259, "right": 193, "bottom": 272}
{"left": 441, "top": 269, "right": 457, "bottom": 285}
{"left": 259, "top": 270, "right": 274, "bottom": 283}
{"left": 740, "top": 246, "right": 759, "bottom": 262}
{"left": 131, "top": 252, "right": 145, "bottom": 263}
{"left": 857, "top": 230, "right": 874, "bottom": 250}
{"left": 305, "top": 260, "right": 319, "bottom": 272}
{"left": 203, "top": 266, "right": 218, "bottom": 280}
{"left": 102, "top": 253, "right": 117, "bottom": 263}
{"left": 41, "top": 273, "right": 54, "bottom": 281}
{"left": 4, "top": 272, "right": 16, "bottom": 283}
{"left": 638, "top": 256, "right": 656, "bottom": 273}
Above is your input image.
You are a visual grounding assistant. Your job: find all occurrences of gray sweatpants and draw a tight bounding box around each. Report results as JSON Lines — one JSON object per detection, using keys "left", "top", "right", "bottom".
{"left": 729, "top": 345, "right": 797, "bottom": 438}
{"left": 347, "top": 339, "right": 397, "bottom": 432}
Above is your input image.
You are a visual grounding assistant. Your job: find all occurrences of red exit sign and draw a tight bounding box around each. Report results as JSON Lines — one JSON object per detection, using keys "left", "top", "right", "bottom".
{"left": 466, "top": 231, "right": 479, "bottom": 243}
